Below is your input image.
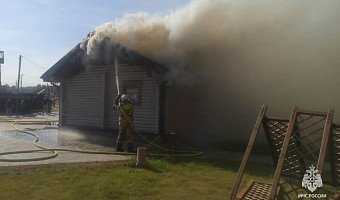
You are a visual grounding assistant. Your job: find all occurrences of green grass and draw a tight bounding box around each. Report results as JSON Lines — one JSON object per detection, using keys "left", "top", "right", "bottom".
{"left": 0, "top": 158, "right": 274, "bottom": 200}
{"left": 0, "top": 158, "right": 338, "bottom": 200}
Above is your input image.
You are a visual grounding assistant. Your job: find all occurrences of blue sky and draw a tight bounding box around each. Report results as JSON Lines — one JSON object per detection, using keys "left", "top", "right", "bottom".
{"left": 0, "top": 0, "right": 191, "bottom": 86}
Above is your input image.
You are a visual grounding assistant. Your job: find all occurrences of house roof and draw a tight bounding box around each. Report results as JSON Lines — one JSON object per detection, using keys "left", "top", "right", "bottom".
{"left": 41, "top": 38, "right": 168, "bottom": 82}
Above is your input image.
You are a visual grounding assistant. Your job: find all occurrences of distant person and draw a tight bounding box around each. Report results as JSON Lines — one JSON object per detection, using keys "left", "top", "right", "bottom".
{"left": 47, "top": 97, "right": 52, "bottom": 113}
{"left": 52, "top": 97, "right": 56, "bottom": 107}
{"left": 5, "top": 99, "right": 13, "bottom": 116}
{"left": 42, "top": 97, "right": 48, "bottom": 114}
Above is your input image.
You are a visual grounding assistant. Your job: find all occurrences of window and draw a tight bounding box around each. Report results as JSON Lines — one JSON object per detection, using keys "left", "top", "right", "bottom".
{"left": 122, "top": 81, "right": 142, "bottom": 106}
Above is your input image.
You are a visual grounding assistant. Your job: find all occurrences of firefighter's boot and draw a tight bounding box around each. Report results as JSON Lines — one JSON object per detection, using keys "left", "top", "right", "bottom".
{"left": 116, "top": 142, "right": 124, "bottom": 152}
{"left": 127, "top": 142, "right": 135, "bottom": 153}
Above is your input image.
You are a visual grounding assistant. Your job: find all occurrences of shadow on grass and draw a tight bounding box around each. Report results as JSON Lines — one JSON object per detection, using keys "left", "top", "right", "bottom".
{"left": 140, "top": 156, "right": 276, "bottom": 179}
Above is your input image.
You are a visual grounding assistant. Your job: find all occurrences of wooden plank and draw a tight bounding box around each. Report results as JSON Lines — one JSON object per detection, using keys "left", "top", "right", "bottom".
{"left": 265, "top": 116, "right": 290, "bottom": 122}
{"left": 269, "top": 106, "right": 299, "bottom": 200}
{"left": 298, "top": 109, "right": 327, "bottom": 116}
{"left": 329, "top": 193, "right": 340, "bottom": 200}
{"left": 229, "top": 105, "right": 267, "bottom": 200}
{"left": 317, "top": 109, "right": 333, "bottom": 174}
{"left": 235, "top": 180, "right": 254, "bottom": 200}
{"left": 275, "top": 185, "right": 281, "bottom": 199}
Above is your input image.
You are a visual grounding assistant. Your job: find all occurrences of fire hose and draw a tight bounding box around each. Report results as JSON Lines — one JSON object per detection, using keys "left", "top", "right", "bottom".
{"left": 0, "top": 107, "right": 202, "bottom": 162}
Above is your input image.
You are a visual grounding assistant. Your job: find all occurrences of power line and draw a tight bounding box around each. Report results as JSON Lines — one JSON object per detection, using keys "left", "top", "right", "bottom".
{"left": 24, "top": 74, "right": 40, "bottom": 78}
{"left": 21, "top": 55, "right": 47, "bottom": 71}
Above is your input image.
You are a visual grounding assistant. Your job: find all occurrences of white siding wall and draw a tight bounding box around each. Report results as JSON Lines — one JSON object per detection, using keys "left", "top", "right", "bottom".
{"left": 105, "top": 64, "right": 160, "bottom": 133}
{"left": 62, "top": 72, "right": 105, "bottom": 127}
{"left": 61, "top": 64, "right": 160, "bottom": 133}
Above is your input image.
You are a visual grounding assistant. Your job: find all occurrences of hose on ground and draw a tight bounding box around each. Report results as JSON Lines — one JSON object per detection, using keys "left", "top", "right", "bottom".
{"left": 118, "top": 105, "right": 202, "bottom": 156}
{"left": 0, "top": 110, "right": 202, "bottom": 162}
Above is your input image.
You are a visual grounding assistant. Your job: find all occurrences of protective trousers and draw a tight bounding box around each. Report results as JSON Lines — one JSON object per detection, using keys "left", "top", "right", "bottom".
{"left": 117, "top": 117, "right": 134, "bottom": 146}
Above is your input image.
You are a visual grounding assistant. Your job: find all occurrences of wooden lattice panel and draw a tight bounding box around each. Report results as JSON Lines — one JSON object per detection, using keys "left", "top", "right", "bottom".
{"left": 331, "top": 124, "right": 340, "bottom": 186}
{"left": 263, "top": 116, "right": 289, "bottom": 165}
{"left": 230, "top": 106, "right": 336, "bottom": 200}
{"left": 281, "top": 112, "right": 328, "bottom": 199}
{"left": 284, "top": 113, "right": 326, "bottom": 173}
{"left": 242, "top": 182, "right": 272, "bottom": 200}
{"left": 269, "top": 109, "right": 333, "bottom": 200}
{"left": 235, "top": 180, "right": 274, "bottom": 200}
{"left": 263, "top": 115, "right": 304, "bottom": 177}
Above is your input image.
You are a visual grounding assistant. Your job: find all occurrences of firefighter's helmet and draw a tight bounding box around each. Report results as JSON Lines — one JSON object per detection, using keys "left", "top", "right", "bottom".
{"left": 121, "top": 94, "right": 130, "bottom": 102}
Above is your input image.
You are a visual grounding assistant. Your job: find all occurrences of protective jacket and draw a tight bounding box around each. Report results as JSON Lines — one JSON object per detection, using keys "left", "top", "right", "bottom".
{"left": 115, "top": 101, "right": 133, "bottom": 121}
{"left": 118, "top": 101, "right": 133, "bottom": 120}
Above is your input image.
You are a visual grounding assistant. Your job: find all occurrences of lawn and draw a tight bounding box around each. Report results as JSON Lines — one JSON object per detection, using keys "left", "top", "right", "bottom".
{"left": 0, "top": 158, "right": 275, "bottom": 200}
{"left": 0, "top": 158, "right": 338, "bottom": 200}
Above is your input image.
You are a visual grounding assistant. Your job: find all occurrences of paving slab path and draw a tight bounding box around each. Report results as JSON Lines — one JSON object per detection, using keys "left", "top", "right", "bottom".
{"left": 0, "top": 111, "right": 279, "bottom": 168}
{"left": 0, "top": 112, "right": 130, "bottom": 167}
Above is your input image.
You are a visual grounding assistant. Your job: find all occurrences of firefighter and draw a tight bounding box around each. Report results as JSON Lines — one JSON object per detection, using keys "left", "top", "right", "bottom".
{"left": 114, "top": 94, "right": 134, "bottom": 152}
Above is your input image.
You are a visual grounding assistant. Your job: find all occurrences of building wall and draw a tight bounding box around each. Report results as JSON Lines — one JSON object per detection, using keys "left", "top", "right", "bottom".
{"left": 61, "top": 71, "right": 105, "bottom": 128}
{"left": 60, "top": 64, "right": 161, "bottom": 133}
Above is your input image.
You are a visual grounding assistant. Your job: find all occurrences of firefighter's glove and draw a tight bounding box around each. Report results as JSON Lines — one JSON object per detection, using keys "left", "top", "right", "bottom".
{"left": 114, "top": 95, "right": 121, "bottom": 106}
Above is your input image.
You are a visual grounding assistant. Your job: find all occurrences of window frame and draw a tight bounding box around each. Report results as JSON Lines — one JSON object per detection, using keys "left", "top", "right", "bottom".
{"left": 121, "top": 80, "right": 142, "bottom": 106}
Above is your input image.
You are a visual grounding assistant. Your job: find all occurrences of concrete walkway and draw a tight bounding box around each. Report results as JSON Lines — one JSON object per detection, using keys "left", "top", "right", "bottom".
{"left": 0, "top": 112, "right": 130, "bottom": 167}
{"left": 0, "top": 111, "right": 277, "bottom": 168}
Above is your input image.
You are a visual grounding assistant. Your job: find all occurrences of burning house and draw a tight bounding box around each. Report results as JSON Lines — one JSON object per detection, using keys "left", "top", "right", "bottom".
{"left": 41, "top": 37, "right": 167, "bottom": 134}
{"left": 42, "top": 0, "right": 340, "bottom": 147}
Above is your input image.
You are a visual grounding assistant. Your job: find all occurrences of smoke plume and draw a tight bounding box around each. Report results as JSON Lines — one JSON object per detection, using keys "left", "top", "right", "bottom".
{"left": 82, "top": 0, "right": 340, "bottom": 146}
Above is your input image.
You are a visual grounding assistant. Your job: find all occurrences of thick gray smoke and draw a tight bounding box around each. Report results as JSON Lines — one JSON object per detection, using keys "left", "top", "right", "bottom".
{"left": 82, "top": 0, "right": 340, "bottom": 146}
{"left": 81, "top": 12, "right": 169, "bottom": 64}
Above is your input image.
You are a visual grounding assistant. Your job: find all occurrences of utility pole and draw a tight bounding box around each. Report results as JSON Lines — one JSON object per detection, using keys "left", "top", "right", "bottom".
{"left": 21, "top": 74, "right": 23, "bottom": 89}
{"left": 0, "top": 63, "right": 2, "bottom": 86}
{"left": 0, "top": 51, "right": 4, "bottom": 86}
{"left": 16, "top": 55, "right": 22, "bottom": 115}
